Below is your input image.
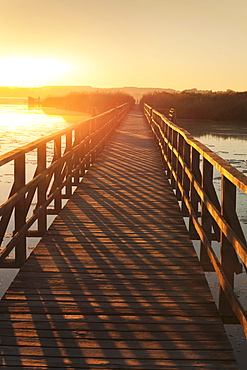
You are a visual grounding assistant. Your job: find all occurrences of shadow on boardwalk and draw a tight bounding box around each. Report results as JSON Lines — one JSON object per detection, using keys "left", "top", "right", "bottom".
{"left": 0, "top": 108, "right": 238, "bottom": 368}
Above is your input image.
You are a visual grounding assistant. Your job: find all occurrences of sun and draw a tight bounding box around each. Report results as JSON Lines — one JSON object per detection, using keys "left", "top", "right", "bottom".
{"left": 0, "top": 56, "right": 72, "bottom": 87}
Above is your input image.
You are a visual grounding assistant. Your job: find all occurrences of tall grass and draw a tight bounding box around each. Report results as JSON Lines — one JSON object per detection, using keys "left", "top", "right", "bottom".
{"left": 140, "top": 90, "right": 247, "bottom": 120}
{"left": 43, "top": 90, "right": 135, "bottom": 115}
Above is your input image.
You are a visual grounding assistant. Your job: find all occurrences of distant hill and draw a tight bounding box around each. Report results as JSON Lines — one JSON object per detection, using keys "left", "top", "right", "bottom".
{"left": 0, "top": 85, "right": 177, "bottom": 101}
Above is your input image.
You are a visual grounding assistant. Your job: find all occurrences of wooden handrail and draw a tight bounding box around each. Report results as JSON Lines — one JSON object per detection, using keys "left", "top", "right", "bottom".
{"left": 146, "top": 105, "right": 247, "bottom": 191}
{"left": 0, "top": 103, "right": 130, "bottom": 268}
{"left": 143, "top": 103, "right": 247, "bottom": 337}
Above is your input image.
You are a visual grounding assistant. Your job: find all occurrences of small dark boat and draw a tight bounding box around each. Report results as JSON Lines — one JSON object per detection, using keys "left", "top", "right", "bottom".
{"left": 28, "top": 96, "right": 42, "bottom": 106}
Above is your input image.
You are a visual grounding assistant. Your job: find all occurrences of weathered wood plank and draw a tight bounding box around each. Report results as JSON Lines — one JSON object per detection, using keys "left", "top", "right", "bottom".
{"left": 0, "top": 346, "right": 237, "bottom": 360}
{"left": 0, "top": 307, "right": 220, "bottom": 317}
{"left": 5, "top": 287, "right": 214, "bottom": 297}
{"left": 0, "top": 336, "right": 233, "bottom": 350}
{"left": 0, "top": 358, "right": 239, "bottom": 370}
{"left": 0, "top": 327, "right": 230, "bottom": 341}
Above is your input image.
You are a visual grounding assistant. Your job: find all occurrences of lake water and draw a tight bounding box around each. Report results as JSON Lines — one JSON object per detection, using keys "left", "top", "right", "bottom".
{"left": 178, "top": 118, "right": 247, "bottom": 174}
{"left": 0, "top": 104, "right": 246, "bottom": 367}
{"left": 0, "top": 98, "right": 90, "bottom": 155}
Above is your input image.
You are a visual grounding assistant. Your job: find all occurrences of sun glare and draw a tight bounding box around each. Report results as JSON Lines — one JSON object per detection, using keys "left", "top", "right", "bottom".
{"left": 0, "top": 56, "right": 71, "bottom": 87}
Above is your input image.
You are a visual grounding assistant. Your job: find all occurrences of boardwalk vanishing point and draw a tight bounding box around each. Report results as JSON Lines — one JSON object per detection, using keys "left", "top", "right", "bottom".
{"left": 0, "top": 107, "right": 238, "bottom": 369}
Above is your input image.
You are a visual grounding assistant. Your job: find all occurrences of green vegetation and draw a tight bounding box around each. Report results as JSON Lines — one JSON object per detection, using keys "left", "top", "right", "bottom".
{"left": 140, "top": 90, "right": 247, "bottom": 120}
{"left": 42, "top": 91, "right": 135, "bottom": 115}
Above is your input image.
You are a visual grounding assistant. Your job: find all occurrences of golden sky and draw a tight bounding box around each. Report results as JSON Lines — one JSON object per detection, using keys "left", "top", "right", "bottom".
{"left": 0, "top": 0, "right": 247, "bottom": 91}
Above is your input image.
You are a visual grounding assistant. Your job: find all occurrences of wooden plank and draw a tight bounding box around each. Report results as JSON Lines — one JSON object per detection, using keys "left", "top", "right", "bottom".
{"left": 0, "top": 327, "right": 230, "bottom": 341}
{"left": 5, "top": 287, "right": 214, "bottom": 297}
{"left": 0, "top": 108, "right": 238, "bottom": 369}
{"left": 0, "top": 346, "right": 237, "bottom": 360}
{"left": 0, "top": 358, "right": 239, "bottom": 370}
{"left": 0, "top": 337, "right": 233, "bottom": 350}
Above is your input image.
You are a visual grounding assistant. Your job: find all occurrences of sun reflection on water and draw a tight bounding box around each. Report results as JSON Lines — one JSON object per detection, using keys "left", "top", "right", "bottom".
{"left": 0, "top": 100, "right": 90, "bottom": 155}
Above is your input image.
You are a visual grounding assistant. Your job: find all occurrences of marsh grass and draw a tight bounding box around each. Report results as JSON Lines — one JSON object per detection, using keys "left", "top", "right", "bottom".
{"left": 43, "top": 90, "right": 135, "bottom": 114}
{"left": 141, "top": 90, "right": 247, "bottom": 121}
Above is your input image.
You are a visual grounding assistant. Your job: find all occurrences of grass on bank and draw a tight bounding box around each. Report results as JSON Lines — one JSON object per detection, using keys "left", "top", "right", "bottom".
{"left": 140, "top": 90, "right": 247, "bottom": 121}
{"left": 43, "top": 90, "right": 135, "bottom": 115}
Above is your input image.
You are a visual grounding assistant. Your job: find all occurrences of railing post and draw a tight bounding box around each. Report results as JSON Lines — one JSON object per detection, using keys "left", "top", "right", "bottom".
{"left": 88, "top": 120, "right": 93, "bottom": 168}
{"left": 150, "top": 108, "right": 153, "bottom": 133}
{"left": 219, "top": 176, "right": 242, "bottom": 316}
{"left": 99, "top": 114, "right": 104, "bottom": 154}
{"left": 14, "top": 154, "right": 26, "bottom": 265}
{"left": 181, "top": 140, "right": 190, "bottom": 216}
{"left": 161, "top": 117, "right": 168, "bottom": 172}
{"left": 149, "top": 106, "right": 153, "bottom": 125}
{"left": 156, "top": 115, "right": 163, "bottom": 162}
{"left": 78, "top": 124, "right": 86, "bottom": 179}
{"left": 37, "top": 144, "right": 47, "bottom": 233}
{"left": 170, "top": 130, "right": 178, "bottom": 190}
{"left": 176, "top": 133, "right": 183, "bottom": 201}
{"left": 200, "top": 158, "right": 214, "bottom": 271}
{"left": 53, "top": 137, "right": 62, "bottom": 213}
{"left": 90, "top": 118, "right": 96, "bottom": 163}
{"left": 73, "top": 126, "right": 83, "bottom": 185}
{"left": 84, "top": 124, "right": 91, "bottom": 172}
{"left": 79, "top": 123, "right": 89, "bottom": 177}
{"left": 166, "top": 126, "right": 172, "bottom": 181}
{"left": 65, "top": 131, "right": 73, "bottom": 198}
{"left": 189, "top": 148, "right": 201, "bottom": 239}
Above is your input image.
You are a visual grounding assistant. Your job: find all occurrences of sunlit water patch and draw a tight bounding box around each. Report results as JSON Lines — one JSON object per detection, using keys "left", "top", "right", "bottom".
{"left": 0, "top": 98, "right": 90, "bottom": 155}
{"left": 0, "top": 99, "right": 90, "bottom": 207}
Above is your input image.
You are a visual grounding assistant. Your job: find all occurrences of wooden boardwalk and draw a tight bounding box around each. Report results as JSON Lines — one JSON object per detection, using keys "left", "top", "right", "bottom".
{"left": 0, "top": 108, "right": 238, "bottom": 369}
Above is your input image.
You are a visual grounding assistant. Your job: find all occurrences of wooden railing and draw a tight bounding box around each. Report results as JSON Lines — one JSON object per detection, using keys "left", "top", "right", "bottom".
{"left": 144, "top": 103, "right": 247, "bottom": 336}
{"left": 0, "top": 103, "right": 130, "bottom": 268}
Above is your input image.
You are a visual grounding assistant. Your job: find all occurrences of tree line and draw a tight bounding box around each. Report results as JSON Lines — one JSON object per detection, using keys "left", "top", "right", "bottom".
{"left": 42, "top": 91, "right": 135, "bottom": 115}
{"left": 140, "top": 90, "right": 247, "bottom": 120}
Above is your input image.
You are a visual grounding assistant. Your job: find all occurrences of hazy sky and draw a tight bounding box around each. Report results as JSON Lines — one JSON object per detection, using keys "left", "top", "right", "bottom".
{"left": 1, "top": 0, "right": 247, "bottom": 91}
